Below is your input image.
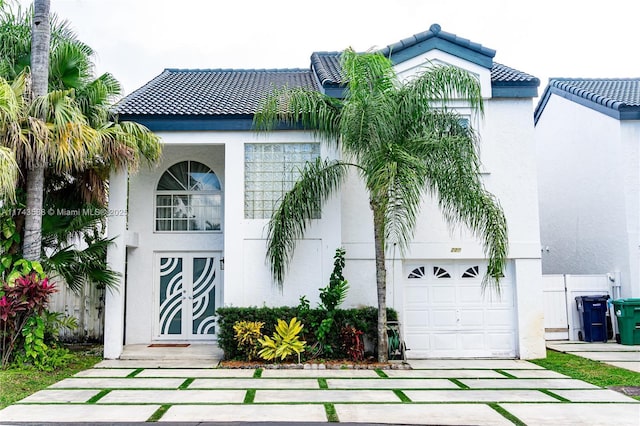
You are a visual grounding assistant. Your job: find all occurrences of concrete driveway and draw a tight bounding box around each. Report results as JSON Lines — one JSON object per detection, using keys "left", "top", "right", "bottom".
{"left": 0, "top": 357, "right": 638, "bottom": 425}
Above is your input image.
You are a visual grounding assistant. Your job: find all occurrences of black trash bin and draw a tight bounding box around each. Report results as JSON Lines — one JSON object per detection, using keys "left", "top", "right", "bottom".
{"left": 575, "top": 295, "right": 610, "bottom": 342}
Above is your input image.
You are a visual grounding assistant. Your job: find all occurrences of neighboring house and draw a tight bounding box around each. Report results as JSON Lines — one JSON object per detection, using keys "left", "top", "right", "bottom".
{"left": 104, "top": 24, "right": 545, "bottom": 360}
{"left": 535, "top": 78, "right": 640, "bottom": 300}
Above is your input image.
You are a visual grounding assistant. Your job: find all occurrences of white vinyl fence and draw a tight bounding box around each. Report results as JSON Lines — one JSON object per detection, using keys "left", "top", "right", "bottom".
{"left": 542, "top": 274, "right": 620, "bottom": 341}
{"left": 48, "top": 279, "right": 105, "bottom": 342}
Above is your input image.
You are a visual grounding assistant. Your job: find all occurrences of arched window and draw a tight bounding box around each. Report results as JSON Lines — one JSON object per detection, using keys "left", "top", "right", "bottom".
{"left": 155, "top": 161, "right": 222, "bottom": 232}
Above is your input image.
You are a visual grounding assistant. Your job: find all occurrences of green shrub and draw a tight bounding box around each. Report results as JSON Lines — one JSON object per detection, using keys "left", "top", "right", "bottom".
{"left": 216, "top": 306, "right": 397, "bottom": 360}
{"left": 312, "top": 248, "right": 349, "bottom": 357}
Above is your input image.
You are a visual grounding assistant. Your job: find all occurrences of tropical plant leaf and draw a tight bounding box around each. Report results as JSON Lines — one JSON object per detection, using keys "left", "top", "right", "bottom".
{"left": 266, "top": 158, "right": 350, "bottom": 286}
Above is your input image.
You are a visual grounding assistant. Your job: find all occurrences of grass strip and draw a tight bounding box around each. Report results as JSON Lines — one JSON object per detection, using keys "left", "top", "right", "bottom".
{"left": 488, "top": 403, "right": 526, "bottom": 426}
{"left": 393, "top": 389, "right": 411, "bottom": 402}
{"left": 253, "top": 368, "right": 263, "bottom": 378}
{"left": 375, "top": 369, "right": 388, "bottom": 378}
{"left": 539, "top": 389, "right": 570, "bottom": 402}
{"left": 244, "top": 389, "right": 256, "bottom": 403}
{"left": 324, "top": 403, "right": 339, "bottom": 422}
{"left": 530, "top": 349, "right": 640, "bottom": 389}
{"left": 0, "top": 352, "right": 101, "bottom": 409}
{"left": 178, "top": 378, "right": 194, "bottom": 390}
{"left": 449, "top": 378, "right": 469, "bottom": 389}
{"left": 87, "top": 389, "right": 111, "bottom": 403}
{"left": 127, "top": 368, "right": 143, "bottom": 378}
{"left": 147, "top": 404, "right": 171, "bottom": 422}
{"left": 495, "top": 369, "right": 517, "bottom": 379}
{"left": 318, "top": 378, "right": 329, "bottom": 389}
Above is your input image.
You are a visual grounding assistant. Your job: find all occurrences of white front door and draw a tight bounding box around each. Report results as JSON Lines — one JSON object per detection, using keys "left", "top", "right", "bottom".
{"left": 155, "top": 252, "right": 220, "bottom": 340}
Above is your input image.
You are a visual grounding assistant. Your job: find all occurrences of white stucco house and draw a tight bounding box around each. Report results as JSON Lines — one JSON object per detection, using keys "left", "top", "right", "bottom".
{"left": 535, "top": 78, "right": 640, "bottom": 299}
{"left": 104, "top": 24, "right": 546, "bottom": 360}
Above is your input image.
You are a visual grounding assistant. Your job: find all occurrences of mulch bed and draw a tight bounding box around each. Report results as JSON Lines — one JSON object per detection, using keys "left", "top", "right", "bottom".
{"left": 219, "top": 358, "right": 410, "bottom": 370}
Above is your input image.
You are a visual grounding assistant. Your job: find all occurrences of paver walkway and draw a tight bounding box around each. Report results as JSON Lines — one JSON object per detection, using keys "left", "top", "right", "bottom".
{"left": 0, "top": 359, "right": 638, "bottom": 425}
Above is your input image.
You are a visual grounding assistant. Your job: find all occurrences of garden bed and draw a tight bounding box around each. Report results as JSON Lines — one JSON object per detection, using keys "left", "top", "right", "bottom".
{"left": 219, "top": 359, "right": 410, "bottom": 370}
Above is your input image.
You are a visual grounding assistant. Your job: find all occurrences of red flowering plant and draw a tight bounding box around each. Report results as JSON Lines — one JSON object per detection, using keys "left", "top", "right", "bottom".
{"left": 0, "top": 273, "right": 57, "bottom": 368}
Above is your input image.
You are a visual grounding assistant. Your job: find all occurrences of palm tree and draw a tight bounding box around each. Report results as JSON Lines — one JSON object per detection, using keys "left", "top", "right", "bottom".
{"left": 255, "top": 49, "right": 508, "bottom": 362}
{"left": 0, "top": 1, "right": 161, "bottom": 239}
{"left": 0, "top": 2, "right": 161, "bottom": 265}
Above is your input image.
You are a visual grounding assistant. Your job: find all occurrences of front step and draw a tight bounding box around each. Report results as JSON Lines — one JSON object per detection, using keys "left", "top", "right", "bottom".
{"left": 119, "top": 343, "right": 223, "bottom": 361}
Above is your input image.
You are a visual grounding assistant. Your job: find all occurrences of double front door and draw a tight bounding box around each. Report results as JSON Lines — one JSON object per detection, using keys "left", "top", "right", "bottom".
{"left": 155, "top": 252, "right": 220, "bottom": 340}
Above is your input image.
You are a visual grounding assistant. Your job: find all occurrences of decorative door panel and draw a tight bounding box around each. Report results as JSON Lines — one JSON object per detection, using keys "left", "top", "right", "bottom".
{"left": 156, "top": 253, "right": 220, "bottom": 340}
{"left": 159, "top": 257, "right": 184, "bottom": 335}
{"left": 190, "top": 257, "right": 217, "bottom": 337}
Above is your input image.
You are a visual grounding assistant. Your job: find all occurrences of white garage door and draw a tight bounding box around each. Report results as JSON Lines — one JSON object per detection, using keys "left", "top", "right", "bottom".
{"left": 403, "top": 261, "right": 516, "bottom": 359}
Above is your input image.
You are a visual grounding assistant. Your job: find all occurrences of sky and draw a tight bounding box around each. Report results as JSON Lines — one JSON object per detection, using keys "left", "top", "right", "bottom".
{"left": 13, "top": 0, "right": 640, "bottom": 102}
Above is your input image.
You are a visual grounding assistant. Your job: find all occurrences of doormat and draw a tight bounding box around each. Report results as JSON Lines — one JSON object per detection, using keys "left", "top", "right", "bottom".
{"left": 148, "top": 344, "right": 190, "bottom": 348}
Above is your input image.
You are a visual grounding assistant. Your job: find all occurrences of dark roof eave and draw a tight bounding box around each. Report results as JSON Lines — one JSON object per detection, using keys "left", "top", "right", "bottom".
{"left": 491, "top": 80, "right": 540, "bottom": 98}
{"left": 116, "top": 113, "right": 303, "bottom": 132}
{"left": 534, "top": 85, "right": 640, "bottom": 125}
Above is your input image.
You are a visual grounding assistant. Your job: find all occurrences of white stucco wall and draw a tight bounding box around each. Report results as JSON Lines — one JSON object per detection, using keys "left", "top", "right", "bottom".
{"left": 122, "top": 131, "right": 342, "bottom": 344}
{"left": 536, "top": 95, "right": 640, "bottom": 298}
{"left": 219, "top": 131, "right": 342, "bottom": 309}
{"left": 104, "top": 170, "right": 128, "bottom": 358}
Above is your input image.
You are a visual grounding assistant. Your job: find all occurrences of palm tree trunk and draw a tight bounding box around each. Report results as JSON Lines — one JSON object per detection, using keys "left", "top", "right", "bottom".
{"left": 22, "top": 0, "right": 51, "bottom": 260}
{"left": 23, "top": 168, "right": 45, "bottom": 260}
{"left": 372, "top": 202, "right": 388, "bottom": 362}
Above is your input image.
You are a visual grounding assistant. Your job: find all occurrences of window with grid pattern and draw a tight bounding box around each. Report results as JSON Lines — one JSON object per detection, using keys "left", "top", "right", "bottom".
{"left": 244, "top": 143, "right": 320, "bottom": 219}
{"left": 155, "top": 161, "right": 222, "bottom": 232}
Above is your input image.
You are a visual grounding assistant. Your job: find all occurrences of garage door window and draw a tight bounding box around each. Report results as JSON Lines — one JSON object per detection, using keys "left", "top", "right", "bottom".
{"left": 408, "top": 265, "right": 481, "bottom": 279}
{"left": 461, "top": 266, "right": 480, "bottom": 278}
{"left": 408, "top": 266, "right": 454, "bottom": 279}
{"left": 408, "top": 267, "right": 425, "bottom": 279}
{"left": 433, "top": 266, "right": 451, "bottom": 279}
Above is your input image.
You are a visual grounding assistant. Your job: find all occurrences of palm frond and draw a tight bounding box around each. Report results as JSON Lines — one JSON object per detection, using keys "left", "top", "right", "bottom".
{"left": 0, "top": 146, "right": 18, "bottom": 202}
{"left": 362, "top": 140, "right": 428, "bottom": 252}
{"left": 28, "top": 88, "right": 101, "bottom": 173}
{"left": 419, "top": 117, "right": 508, "bottom": 293}
{"left": 106, "top": 120, "right": 162, "bottom": 170}
{"left": 254, "top": 86, "right": 342, "bottom": 145}
{"left": 41, "top": 202, "right": 105, "bottom": 248}
{"left": 401, "top": 62, "right": 484, "bottom": 114}
{"left": 338, "top": 49, "right": 398, "bottom": 157}
{"left": 0, "top": 75, "right": 19, "bottom": 122}
{"left": 75, "top": 73, "right": 122, "bottom": 126}
{"left": 267, "top": 158, "right": 351, "bottom": 286}
{"left": 340, "top": 48, "right": 396, "bottom": 100}
{"left": 48, "top": 39, "right": 94, "bottom": 91}
{"left": 43, "top": 236, "right": 120, "bottom": 293}
{"left": 0, "top": 3, "right": 31, "bottom": 80}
